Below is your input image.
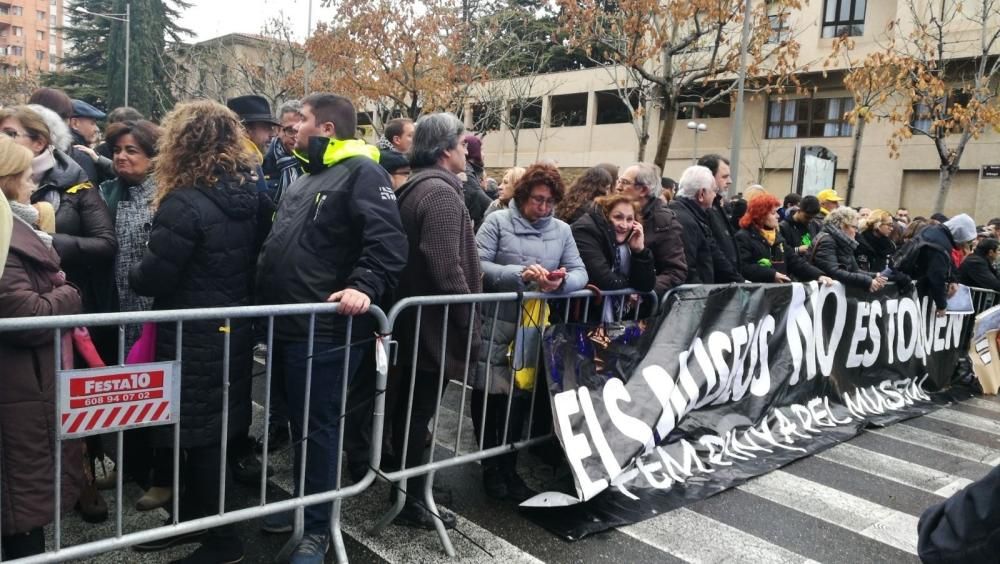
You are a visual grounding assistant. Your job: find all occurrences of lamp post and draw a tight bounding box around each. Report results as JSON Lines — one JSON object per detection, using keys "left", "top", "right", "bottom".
{"left": 73, "top": 2, "right": 130, "bottom": 106}
{"left": 303, "top": 0, "right": 313, "bottom": 94}
{"left": 687, "top": 120, "right": 707, "bottom": 164}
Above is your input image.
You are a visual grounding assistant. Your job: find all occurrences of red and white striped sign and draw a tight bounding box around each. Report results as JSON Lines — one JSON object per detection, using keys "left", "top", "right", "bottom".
{"left": 58, "top": 362, "right": 179, "bottom": 438}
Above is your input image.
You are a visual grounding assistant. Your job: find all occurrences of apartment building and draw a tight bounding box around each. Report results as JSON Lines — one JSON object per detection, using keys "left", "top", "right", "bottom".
{"left": 466, "top": 0, "right": 1000, "bottom": 222}
{"left": 0, "top": 0, "right": 62, "bottom": 76}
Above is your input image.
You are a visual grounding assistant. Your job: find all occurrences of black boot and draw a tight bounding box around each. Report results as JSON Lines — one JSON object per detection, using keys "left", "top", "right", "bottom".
{"left": 500, "top": 453, "right": 536, "bottom": 503}
{"left": 481, "top": 460, "right": 508, "bottom": 500}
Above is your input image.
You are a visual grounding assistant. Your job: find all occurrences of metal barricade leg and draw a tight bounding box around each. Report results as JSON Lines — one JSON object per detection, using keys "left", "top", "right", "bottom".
{"left": 423, "top": 470, "right": 456, "bottom": 557}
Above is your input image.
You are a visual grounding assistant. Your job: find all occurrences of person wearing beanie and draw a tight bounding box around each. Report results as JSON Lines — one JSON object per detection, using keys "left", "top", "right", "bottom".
{"left": 460, "top": 134, "right": 491, "bottom": 231}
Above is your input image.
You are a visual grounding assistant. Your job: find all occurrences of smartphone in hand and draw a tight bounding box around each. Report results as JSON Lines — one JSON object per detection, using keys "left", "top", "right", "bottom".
{"left": 546, "top": 271, "right": 566, "bottom": 281}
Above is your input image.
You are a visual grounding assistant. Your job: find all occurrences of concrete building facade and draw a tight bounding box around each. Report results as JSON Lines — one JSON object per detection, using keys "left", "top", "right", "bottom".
{"left": 0, "top": 0, "right": 62, "bottom": 76}
{"left": 465, "top": 0, "right": 1000, "bottom": 222}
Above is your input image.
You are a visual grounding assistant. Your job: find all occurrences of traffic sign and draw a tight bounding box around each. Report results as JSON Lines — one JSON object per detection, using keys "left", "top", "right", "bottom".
{"left": 58, "top": 362, "right": 180, "bottom": 438}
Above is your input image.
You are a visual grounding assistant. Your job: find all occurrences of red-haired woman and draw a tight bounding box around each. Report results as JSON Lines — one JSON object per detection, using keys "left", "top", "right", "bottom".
{"left": 734, "top": 193, "right": 832, "bottom": 284}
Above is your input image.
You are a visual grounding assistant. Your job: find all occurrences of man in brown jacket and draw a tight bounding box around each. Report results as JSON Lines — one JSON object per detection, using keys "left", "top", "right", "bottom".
{"left": 616, "top": 162, "right": 688, "bottom": 294}
{"left": 390, "top": 112, "right": 482, "bottom": 530}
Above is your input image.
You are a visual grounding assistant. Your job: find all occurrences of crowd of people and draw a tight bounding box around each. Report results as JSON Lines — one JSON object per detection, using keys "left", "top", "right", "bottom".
{"left": 1, "top": 86, "right": 999, "bottom": 564}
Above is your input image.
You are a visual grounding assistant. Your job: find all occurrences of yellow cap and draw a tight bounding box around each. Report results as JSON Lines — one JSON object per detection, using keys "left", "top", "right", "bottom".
{"left": 817, "top": 188, "right": 844, "bottom": 203}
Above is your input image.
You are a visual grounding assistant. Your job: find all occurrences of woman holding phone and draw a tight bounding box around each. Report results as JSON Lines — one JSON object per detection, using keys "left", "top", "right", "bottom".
{"left": 571, "top": 193, "right": 656, "bottom": 320}
{"left": 473, "top": 162, "right": 587, "bottom": 502}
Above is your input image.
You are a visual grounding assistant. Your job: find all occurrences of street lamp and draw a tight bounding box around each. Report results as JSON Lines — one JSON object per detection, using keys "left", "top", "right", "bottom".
{"left": 687, "top": 120, "right": 707, "bottom": 164}
{"left": 73, "top": 2, "right": 130, "bottom": 106}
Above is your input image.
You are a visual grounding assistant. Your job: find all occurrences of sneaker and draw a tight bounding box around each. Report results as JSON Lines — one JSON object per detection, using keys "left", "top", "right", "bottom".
{"left": 168, "top": 536, "right": 243, "bottom": 564}
{"left": 393, "top": 502, "right": 457, "bottom": 530}
{"left": 289, "top": 533, "right": 329, "bottom": 564}
{"left": 135, "top": 486, "right": 173, "bottom": 511}
{"left": 260, "top": 510, "right": 293, "bottom": 534}
{"left": 134, "top": 524, "right": 208, "bottom": 552}
{"left": 253, "top": 343, "right": 267, "bottom": 364}
{"left": 231, "top": 453, "right": 272, "bottom": 486}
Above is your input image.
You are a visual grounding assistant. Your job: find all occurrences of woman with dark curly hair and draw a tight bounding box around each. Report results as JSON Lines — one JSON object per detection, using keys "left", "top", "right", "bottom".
{"left": 554, "top": 165, "right": 614, "bottom": 224}
{"left": 129, "top": 100, "right": 270, "bottom": 562}
{"left": 734, "top": 193, "right": 831, "bottom": 284}
{"left": 474, "top": 162, "right": 587, "bottom": 501}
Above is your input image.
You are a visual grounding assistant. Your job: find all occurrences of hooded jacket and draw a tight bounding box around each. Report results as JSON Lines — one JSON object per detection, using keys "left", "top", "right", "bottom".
{"left": 30, "top": 147, "right": 117, "bottom": 316}
{"left": 394, "top": 166, "right": 482, "bottom": 380}
{"left": 915, "top": 224, "right": 960, "bottom": 310}
{"left": 0, "top": 218, "right": 84, "bottom": 535}
{"left": 129, "top": 175, "right": 267, "bottom": 447}
{"left": 256, "top": 136, "right": 408, "bottom": 341}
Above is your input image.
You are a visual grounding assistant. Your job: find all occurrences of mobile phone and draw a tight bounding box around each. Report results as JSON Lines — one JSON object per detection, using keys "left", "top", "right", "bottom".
{"left": 626, "top": 227, "right": 636, "bottom": 240}
{"left": 546, "top": 271, "right": 566, "bottom": 281}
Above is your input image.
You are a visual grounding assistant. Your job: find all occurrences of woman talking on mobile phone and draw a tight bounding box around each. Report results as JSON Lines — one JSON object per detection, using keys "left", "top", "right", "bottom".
{"left": 473, "top": 162, "right": 586, "bottom": 502}
{"left": 571, "top": 193, "right": 656, "bottom": 321}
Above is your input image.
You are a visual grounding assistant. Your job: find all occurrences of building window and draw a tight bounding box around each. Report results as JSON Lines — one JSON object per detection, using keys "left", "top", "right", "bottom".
{"left": 37, "top": 10, "right": 46, "bottom": 21}
{"left": 12, "top": 26, "right": 23, "bottom": 37}
{"left": 768, "top": 5, "right": 791, "bottom": 43}
{"left": 822, "top": 0, "right": 866, "bottom": 38}
{"left": 595, "top": 89, "right": 639, "bottom": 125}
{"left": 766, "top": 97, "right": 855, "bottom": 139}
{"left": 11, "top": 6, "right": 23, "bottom": 16}
{"left": 10, "top": 46, "right": 23, "bottom": 57}
{"left": 0, "top": 6, "right": 8, "bottom": 15}
{"left": 51, "top": 0, "right": 58, "bottom": 5}
{"left": 36, "top": 30, "right": 44, "bottom": 40}
{"left": 911, "top": 90, "right": 972, "bottom": 133}
{"left": 50, "top": 14, "right": 57, "bottom": 25}
{"left": 472, "top": 103, "right": 500, "bottom": 132}
{"left": 549, "top": 93, "right": 588, "bottom": 127}
{"left": 509, "top": 98, "right": 542, "bottom": 130}
{"left": 676, "top": 88, "right": 732, "bottom": 119}
{"left": 35, "top": 49, "right": 44, "bottom": 61}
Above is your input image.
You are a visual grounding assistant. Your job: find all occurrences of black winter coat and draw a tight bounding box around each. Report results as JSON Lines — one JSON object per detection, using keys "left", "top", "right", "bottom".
{"left": 958, "top": 254, "right": 1000, "bottom": 292}
{"left": 918, "top": 463, "right": 1000, "bottom": 564}
{"left": 735, "top": 228, "right": 824, "bottom": 283}
{"left": 668, "top": 197, "right": 742, "bottom": 284}
{"left": 811, "top": 225, "right": 875, "bottom": 290}
{"left": 463, "top": 162, "right": 492, "bottom": 233}
{"left": 571, "top": 207, "right": 656, "bottom": 292}
{"left": 709, "top": 196, "right": 740, "bottom": 271}
{"left": 129, "top": 176, "right": 266, "bottom": 448}
{"left": 641, "top": 198, "right": 688, "bottom": 294}
{"left": 914, "top": 225, "right": 957, "bottom": 310}
{"left": 855, "top": 229, "right": 896, "bottom": 273}
{"left": 779, "top": 216, "right": 819, "bottom": 253}
{"left": 30, "top": 149, "right": 117, "bottom": 316}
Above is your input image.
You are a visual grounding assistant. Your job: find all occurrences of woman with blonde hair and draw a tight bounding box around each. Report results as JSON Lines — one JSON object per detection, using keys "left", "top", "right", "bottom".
{"left": 484, "top": 165, "right": 525, "bottom": 219}
{"left": 128, "top": 100, "right": 268, "bottom": 561}
{"left": 0, "top": 135, "right": 84, "bottom": 559}
{"left": 855, "top": 209, "right": 898, "bottom": 273}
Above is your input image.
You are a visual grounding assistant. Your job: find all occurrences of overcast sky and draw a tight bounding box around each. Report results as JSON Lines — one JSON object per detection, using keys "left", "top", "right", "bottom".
{"left": 178, "top": 0, "right": 336, "bottom": 42}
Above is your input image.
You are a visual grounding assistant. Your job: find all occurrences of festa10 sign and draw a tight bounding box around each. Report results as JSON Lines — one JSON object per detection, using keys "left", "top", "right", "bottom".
{"left": 58, "top": 362, "right": 180, "bottom": 438}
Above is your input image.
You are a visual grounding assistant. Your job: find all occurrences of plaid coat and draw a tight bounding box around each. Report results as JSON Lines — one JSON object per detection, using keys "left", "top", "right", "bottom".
{"left": 394, "top": 166, "right": 482, "bottom": 381}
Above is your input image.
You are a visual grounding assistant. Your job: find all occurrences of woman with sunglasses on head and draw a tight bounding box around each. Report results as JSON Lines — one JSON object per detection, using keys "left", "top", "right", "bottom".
{"left": 474, "top": 162, "right": 587, "bottom": 502}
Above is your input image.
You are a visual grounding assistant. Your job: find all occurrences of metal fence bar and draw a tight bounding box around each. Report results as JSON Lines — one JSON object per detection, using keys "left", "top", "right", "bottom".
{"left": 218, "top": 318, "right": 231, "bottom": 516}
{"left": 172, "top": 320, "right": 182, "bottom": 526}
{"left": 259, "top": 316, "right": 275, "bottom": 505}
{"left": 0, "top": 303, "right": 390, "bottom": 564}
{"left": 331, "top": 317, "right": 355, "bottom": 564}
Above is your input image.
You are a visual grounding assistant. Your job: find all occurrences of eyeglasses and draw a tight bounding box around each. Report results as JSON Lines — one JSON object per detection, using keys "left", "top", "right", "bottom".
{"left": 616, "top": 177, "right": 645, "bottom": 188}
{"left": 281, "top": 126, "right": 297, "bottom": 136}
{"left": 529, "top": 195, "right": 556, "bottom": 207}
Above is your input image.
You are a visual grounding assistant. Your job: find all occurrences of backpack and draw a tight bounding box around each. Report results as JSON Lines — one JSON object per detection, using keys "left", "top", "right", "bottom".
{"left": 891, "top": 237, "right": 931, "bottom": 276}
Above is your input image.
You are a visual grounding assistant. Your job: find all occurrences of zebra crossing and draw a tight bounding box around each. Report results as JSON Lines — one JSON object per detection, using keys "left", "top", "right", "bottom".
{"left": 56, "top": 385, "right": 999, "bottom": 563}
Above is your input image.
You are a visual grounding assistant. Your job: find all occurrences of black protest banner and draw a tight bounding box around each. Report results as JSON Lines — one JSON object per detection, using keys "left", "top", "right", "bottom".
{"left": 522, "top": 283, "right": 969, "bottom": 540}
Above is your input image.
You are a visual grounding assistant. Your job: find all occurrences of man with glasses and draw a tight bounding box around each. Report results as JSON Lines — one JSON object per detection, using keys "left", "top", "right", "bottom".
{"left": 263, "top": 99, "right": 305, "bottom": 205}
{"left": 779, "top": 195, "right": 822, "bottom": 256}
{"left": 616, "top": 162, "right": 688, "bottom": 293}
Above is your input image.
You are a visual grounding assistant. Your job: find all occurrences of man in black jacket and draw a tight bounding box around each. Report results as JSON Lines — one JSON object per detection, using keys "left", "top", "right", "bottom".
{"left": 697, "top": 153, "right": 740, "bottom": 275}
{"left": 667, "top": 165, "right": 742, "bottom": 284}
{"left": 779, "top": 195, "right": 821, "bottom": 256}
{"left": 256, "top": 93, "right": 408, "bottom": 561}
{"left": 959, "top": 238, "right": 1000, "bottom": 291}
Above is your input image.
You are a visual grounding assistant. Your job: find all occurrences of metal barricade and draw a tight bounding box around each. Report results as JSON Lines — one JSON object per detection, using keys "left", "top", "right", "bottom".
{"left": 0, "top": 303, "right": 389, "bottom": 564}
{"left": 369, "top": 288, "right": 657, "bottom": 556}
{"left": 957, "top": 286, "right": 999, "bottom": 353}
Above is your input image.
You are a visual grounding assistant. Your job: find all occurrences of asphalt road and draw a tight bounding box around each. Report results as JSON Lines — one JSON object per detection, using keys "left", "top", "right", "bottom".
{"left": 49, "top": 367, "right": 1000, "bottom": 564}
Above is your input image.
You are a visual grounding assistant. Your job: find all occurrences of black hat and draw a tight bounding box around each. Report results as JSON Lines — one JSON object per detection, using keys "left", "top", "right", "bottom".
{"left": 379, "top": 149, "right": 410, "bottom": 175}
{"left": 226, "top": 95, "right": 279, "bottom": 126}
{"left": 799, "top": 195, "right": 821, "bottom": 215}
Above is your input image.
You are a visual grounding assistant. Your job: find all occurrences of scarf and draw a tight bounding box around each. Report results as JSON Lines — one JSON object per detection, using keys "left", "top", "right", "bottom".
{"left": 760, "top": 228, "right": 777, "bottom": 246}
{"left": 9, "top": 200, "right": 53, "bottom": 248}
{"left": 31, "top": 147, "right": 56, "bottom": 184}
{"left": 267, "top": 137, "right": 301, "bottom": 204}
{"left": 823, "top": 222, "right": 859, "bottom": 250}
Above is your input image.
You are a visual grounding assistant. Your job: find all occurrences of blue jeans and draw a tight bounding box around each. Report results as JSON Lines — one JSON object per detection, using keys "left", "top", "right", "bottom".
{"left": 278, "top": 339, "right": 363, "bottom": 534}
